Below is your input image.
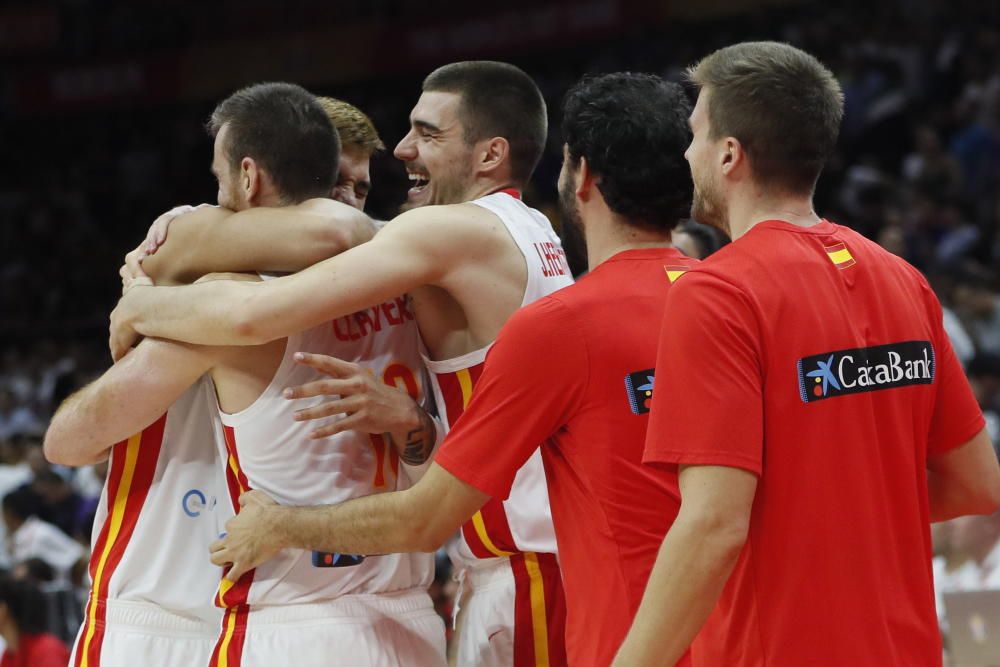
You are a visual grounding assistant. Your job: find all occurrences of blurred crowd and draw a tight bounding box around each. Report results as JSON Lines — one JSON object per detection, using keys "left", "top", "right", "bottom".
{"left": 1, "top": 0, "right": 998, "bottom": 661}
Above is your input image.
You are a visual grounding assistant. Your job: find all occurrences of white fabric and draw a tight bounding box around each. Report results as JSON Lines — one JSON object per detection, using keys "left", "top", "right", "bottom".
{"left": 68, "top": 598, "right": 217, "bottom": 667}
{"left": 85, "top": 376, "right": 229, "bottom": 625}
{"left": 449, "top": 559, "right": 516, "bottom": 667}
{"left": 218, "top": 284, "right": 433, "bottom": 605}
{"left": 10, "top": 516, "right": 83, "bottom": 581}
{"left": 238, "top": 589, "right": 446, "bottom": 667}
{"left": 421, "top": 191, "right": 572, "bottom": 569}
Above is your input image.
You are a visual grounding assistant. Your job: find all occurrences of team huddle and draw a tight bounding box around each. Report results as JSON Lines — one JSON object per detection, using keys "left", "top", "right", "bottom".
{"left": 43, "top": 41, "right": 1000, "bottom": 667}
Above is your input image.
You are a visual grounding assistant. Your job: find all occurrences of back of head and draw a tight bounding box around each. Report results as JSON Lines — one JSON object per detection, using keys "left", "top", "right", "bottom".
{"left": 562, "top": 72, "right": 693, "bottom": 230}
{"left": 688, "top": 41, "right": 844, "bottom": 195}
{"left": 207, "top": 82, "right": 339, "bottom": 203}
{"left": 0, "top": 576, "right": 48, "bottom": 634}
{"left": 316, "top": 97, "right": 385, "bottom": 157}
{"left": 2, "top": 487, "right": 36, "bottom": 523}
{"left": 423, "top": 61, "right": 547, "bottom": 185}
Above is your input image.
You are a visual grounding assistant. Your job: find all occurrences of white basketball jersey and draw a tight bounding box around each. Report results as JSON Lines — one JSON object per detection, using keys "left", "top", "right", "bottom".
{"left": 80, "top": 377, "right": 229, "bottom": 632}
{"left": 216, "top": 292, "right": 434, "bottom": 608}
{"left": 421, "top": 190, "right": 573, "bottom": 569}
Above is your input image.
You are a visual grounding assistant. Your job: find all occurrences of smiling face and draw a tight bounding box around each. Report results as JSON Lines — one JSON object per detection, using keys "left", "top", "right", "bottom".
{"left": 685, "top": 89, "right": 729, "bottom": 236}
{"left": 393, "top": 91, "right": 477, "bottom": 211}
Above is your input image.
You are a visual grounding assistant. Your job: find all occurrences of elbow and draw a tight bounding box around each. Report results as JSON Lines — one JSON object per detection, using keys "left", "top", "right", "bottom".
{"left": 42, "top": 425, "right": 82, "bottom": 467}
{"left": 687, "top": 508, "right": 750, "bottom": 564}
{"left": 315, "top": 225, "right": 353, "bottom": 260}
{"left": 973, "top": 477, "right": 1000, "bottom": 516}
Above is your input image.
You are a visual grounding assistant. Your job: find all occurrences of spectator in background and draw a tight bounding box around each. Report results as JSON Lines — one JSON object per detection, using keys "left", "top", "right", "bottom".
{"left": 968, "top": 354, "right": 1000, "bottom": 446}
{"left": 0, "top": 576, "right": 69, "bottom": 667}
{"left": 31, "top": 471, "right": 86, "bottom": 541}
{"left": 1, "top": 490, "right": 82, "bottom": 583}
{"left": 0, "top": 392, "right": 42, "bottom": 444}
{"left": 671, "top": 219, "right": 727, "bottom": 259}
{"left": 954, "top": 276, "right": 1000, "bottom": 356}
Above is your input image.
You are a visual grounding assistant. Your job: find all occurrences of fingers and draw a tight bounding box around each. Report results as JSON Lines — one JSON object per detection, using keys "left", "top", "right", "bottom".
{"left": 292, "top": 352, "right": 359, "bottom": 377}
{"left": 292, "top": 397, "right": 357, "bottom": 422}
{"left": 283, "top": 377, "right": 361, "bottom": 400}
{"left": 309, "top": 412, "right": 364, "bottom": 440}
{"left": 226, "top": 561, "right": 251, "bottom": 582}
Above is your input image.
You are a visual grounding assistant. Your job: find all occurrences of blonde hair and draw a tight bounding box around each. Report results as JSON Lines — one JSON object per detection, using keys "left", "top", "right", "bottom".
{"left": 316, "top": 97, "right": 385, "bottom": 156}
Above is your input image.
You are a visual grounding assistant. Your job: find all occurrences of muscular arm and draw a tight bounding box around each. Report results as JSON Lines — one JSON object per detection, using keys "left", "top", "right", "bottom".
{"left": 138, "top": 199, "right": 375, "bottom": 285}
{"left": 43, "top": 339, "right": 219, "bottom": 466}
{"left": 111, "top": 205, "right": 494, "bottom": 352}
{"left": 211, "top": 463, "right": 488, "bottom": 580}
{"left": 613, "top": 465, "right": 757, "bottom": 667}
{"left": 927, "top": 427, "right": 1000, "bottom": 521}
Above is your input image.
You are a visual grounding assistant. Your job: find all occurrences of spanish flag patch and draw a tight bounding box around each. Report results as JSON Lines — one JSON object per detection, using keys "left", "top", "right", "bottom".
{"left": 825, "top": 242, "right": 856, "bottom": 269}
{"left": 664, "top": 266, "right": 688, "bottom": 283}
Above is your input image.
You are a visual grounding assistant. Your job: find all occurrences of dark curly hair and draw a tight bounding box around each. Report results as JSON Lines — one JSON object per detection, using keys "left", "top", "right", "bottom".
{"left": 562, "top": 73, "right": 693, "bottom": 230}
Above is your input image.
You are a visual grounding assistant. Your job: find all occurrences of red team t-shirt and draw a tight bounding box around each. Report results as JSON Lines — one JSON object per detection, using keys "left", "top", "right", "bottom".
{"left": 435, "top": 248, "right": 698, "bottom": 666}
{"left": 644, "top": 220, "right": 985, "bottom": 666}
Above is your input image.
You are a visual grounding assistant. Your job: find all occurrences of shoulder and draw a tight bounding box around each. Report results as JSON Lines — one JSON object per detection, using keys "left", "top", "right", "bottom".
{"left": 171, "top": 204, "right": 234, "bottom": 227}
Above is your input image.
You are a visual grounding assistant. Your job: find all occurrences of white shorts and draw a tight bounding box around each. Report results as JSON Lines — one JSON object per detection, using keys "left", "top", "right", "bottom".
{"left": 210, "top": 588, "right": 446, "bottom": 667}
{"left": 450, "top": 554, "right": 566, "bottom": 667}
{"left": 70, "top": 598, "right": 219, "bottom": 667}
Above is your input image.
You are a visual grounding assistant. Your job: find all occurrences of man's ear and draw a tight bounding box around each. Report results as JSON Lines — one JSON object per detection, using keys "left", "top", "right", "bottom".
{"left": 577, "top": 156, "right": 597, "bottom": 202}
{"left": 241, "top": 157, "right": 260, "bottom": 204}
{"left": 720, "top": 137, "right": 746, "bottom": 179}
{"left": 477, "top": 137, "right": 510, "bottom": 177}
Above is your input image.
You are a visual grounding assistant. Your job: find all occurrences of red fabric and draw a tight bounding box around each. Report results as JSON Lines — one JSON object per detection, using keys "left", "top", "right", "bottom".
{"left": 2, "top": 633, "right": 70, "bottom": 667}
{"left": 644, "top": 220, "right": 985, "bottom": 666}
{"left": 436, "top": 248, "right": 698, "bottom": 666}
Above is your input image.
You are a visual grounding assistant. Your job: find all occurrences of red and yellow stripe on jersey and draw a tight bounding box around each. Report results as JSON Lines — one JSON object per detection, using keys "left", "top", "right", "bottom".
{"left": 74, "top": 415, "right": 167, "bottom": 667}
{"left": 208, "top": 426, "right": 253, "bottom": 667}
{"left": 434, "top": 363, "right": 568, "bottom": 666}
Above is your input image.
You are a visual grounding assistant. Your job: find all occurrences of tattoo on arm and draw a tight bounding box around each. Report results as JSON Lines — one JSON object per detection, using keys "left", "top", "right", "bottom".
{"left": 390, "top": 408, "right": 437, "bottom": 465}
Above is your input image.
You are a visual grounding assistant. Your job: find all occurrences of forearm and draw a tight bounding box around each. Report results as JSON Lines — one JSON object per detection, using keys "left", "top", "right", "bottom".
{"left": 126, "top": 281, "right": 264, "bottom": 345}
{"left": 614, "top": 514, "right": 746, "bottom": 666}
{"left": 44, "top": 385, "right": 116, "bottom": 466}
{"left": 264, "top": 489, "right": 432, "bottom": 555}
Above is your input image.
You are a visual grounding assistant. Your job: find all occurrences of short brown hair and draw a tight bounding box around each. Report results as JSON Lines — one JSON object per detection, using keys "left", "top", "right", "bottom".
{"left": 688, "top": 41, "right": 844, "bottom": 195}
{"left": 316, "top": 97, "right": 385, "bottom": 157}
{"left": 423, "top": 61, "right": 547, "bottom": 186}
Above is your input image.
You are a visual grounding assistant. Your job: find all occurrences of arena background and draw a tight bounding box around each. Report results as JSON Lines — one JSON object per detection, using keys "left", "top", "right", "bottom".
{"left": 1, "top": 0, "right": 999, "bottom": 662}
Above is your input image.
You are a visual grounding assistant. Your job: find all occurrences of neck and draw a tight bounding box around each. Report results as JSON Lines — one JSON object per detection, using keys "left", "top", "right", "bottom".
{"left": 584, "top": 212, "right": 672, "bottom": 269}
{"left": 727, "top": 190, "right": 820, "bottom": 240}
{"left": 464, "top": 178, "right": 517, "bottom": 202}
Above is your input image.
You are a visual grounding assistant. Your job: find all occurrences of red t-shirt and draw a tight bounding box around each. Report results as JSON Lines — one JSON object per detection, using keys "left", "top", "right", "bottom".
{"left": 1, "top": 633, "right": 70, "bottom": 667}
{"left": 644, "top": 220, "right": 985, "bottom": 667}
{"left": 435, "top": 247, "right": 699, "bottom": 666}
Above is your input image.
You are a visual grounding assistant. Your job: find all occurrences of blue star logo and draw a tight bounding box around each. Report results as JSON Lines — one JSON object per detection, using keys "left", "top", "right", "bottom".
{"left": 806, "top": 355, "right": 841, "bottom": 396}
{"left": 637, "top": 376, "right": 654, "bottom": 392}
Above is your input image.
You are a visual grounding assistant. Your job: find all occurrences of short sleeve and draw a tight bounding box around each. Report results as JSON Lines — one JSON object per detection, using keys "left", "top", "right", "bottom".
{"left": 643, "top": 271, "right": 765, "bottom": 475}
{"left": 434, "top": 297, "right": 587, "bottom": 499}
{"left": 924, "top": 286, "right": 985, "bottom": 456}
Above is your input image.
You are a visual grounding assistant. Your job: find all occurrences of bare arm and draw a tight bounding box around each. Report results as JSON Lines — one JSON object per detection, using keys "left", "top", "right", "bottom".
{"left": 927, "top": 427, "right": 1000, "bottom": 522}
{"left": 136, "top": 199, "right": 375, "bottom": 285}
{"left": 613, "top": 465, "right": 757, "bottom": 667}
{"left": 209, "top": 463, "right": 488, "bottom": 580}
{"left": 110, "top": 206, "right": 484, "bottom": 356}
{"left": 43, "top": 339, "right": 219, "bottom": 466}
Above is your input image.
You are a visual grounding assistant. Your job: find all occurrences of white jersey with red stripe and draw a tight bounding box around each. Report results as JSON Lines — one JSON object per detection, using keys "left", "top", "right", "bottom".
{"left": 216, "top": 291, "right": 434, "bottom": 608}
{"left": 74, "top": 376, "right": 229, "bottom": 665}
{"left": 421, "top": 190, "right": 573, "bottom": 569}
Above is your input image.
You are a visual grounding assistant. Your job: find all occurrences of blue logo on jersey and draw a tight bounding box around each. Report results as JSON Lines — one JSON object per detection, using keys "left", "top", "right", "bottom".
{"left": 804, "top": 355, "right": 841, "bottom": 397}
{"left": 625, "top": 369, "right": 655, "bottom": 414}
{"left": 182, "top": 489, "right": 207, "bottom": 517}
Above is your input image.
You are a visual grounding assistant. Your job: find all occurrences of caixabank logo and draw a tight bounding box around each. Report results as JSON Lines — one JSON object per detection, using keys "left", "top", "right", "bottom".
{"left": 797, "top": 340, "right": 935, "bottom": 403}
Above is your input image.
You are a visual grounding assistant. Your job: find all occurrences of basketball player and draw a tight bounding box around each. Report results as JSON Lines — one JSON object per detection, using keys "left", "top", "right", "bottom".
{"left": 217, "top": 72, "right": 698, "bottom": 667}
{"left": 615, "top": 42, "right": 1000, "bottom": 666}
{"left": 47, "top": 84, "right": 445, "bottom": 667}
{"left": 111, "top": 61, "right": 572, "bottom": 667}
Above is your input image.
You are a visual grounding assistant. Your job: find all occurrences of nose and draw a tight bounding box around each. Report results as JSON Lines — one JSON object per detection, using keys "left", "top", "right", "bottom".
{"left": 394, "top": 129, "right": 417, "bottom": 161}
{"left": 332, "top": 185, "right": 359, "bottom": 210}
